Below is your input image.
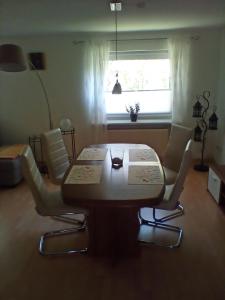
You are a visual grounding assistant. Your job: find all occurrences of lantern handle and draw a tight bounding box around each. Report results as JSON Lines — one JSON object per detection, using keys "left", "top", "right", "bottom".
{"left": 203, "top": 90, "right": 210, "bottom": 99}
{"left": 197, "top": 90, "right": 210, "bottom": 169}
{"left": 200, "top": 90, "right": 210, "bottom": 119}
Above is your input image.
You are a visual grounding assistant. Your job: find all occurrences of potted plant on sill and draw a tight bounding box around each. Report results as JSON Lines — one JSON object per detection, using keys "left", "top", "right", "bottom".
{"left": 126, "top": 103, "right": 140, "bottom": 122}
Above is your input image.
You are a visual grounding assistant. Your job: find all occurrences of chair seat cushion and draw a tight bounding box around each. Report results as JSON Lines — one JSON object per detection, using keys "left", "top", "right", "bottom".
{"left": 163, "top": 166, "right": 177, "bottom": 185}
{"left": 36, "top": 188, "right": 88, "bottom": 219}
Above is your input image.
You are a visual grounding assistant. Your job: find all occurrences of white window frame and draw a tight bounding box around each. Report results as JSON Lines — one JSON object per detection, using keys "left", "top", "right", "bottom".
{"left": 105, "top": 39, "right": 172, "bottom": 122}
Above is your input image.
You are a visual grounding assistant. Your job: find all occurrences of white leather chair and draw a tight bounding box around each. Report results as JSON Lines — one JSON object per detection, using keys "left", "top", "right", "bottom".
{"left": 41, "top": 128, "right": 70, "bottom": 185}
{"left": 162, "top": 123, "right": 192, "bottom": 185}
{"left": 139, "top": 139, "right": 193, "bottom": 248}
{"left": 159, "top": 124, "right": 193, "bottom": 221}
{"left": 21, "top": 145, "right": 88, "bottom": 256}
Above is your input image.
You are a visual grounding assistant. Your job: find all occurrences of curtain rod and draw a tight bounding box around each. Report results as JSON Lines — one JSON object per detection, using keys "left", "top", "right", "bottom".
{"left": 109, "top": 37, "right": 168, "bottom": 42}
{"left": 73, "top": 37, "right": 168, "bottom": 45}
{"left": 73, "top": 35, "right": 200, "bottom": 45}
{"left": 109, "top": 35, "right": 200, "bottom": 42}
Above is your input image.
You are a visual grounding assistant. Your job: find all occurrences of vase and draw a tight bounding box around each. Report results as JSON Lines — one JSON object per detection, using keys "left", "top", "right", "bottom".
{"left": 130, "top": 113, "right": 138, "bottom": 122}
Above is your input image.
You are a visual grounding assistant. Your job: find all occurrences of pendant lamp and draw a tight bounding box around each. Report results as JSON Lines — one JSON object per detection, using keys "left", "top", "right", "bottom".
{"left": 110, "top": 1, "right": 122, "bottom": 94}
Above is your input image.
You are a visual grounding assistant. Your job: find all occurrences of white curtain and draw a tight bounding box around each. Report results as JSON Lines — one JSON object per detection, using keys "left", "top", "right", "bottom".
{"left": 82, "top": 40, "right": 110, "bottom": 144}
{"left": 168, "top": 36, "right": 192, "bottom": 126}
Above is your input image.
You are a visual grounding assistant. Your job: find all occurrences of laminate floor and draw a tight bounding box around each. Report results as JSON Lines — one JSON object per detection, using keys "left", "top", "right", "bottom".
{"left": 0, "top": 167, "right": 225, "bottom": 300}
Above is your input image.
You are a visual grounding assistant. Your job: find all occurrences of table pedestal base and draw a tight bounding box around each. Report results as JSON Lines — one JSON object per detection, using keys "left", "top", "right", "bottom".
{"left": 87, "top": 206, "right": 140, "bottom": 258}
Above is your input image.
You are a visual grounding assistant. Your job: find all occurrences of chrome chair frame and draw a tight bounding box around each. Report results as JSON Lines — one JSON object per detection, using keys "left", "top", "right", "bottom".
{"left": 51, "top": 213, "right": 85, "bottom": 226}
{"left": 21, "top": 145, "right": 88, "bottom": 257}
{"left": 39, "top": 223, "right": 87, "bottom": 256}
{"left": 152, "top": 203, "right": 184, "bottom": 223}
{"left": 138, "top": 139, "right": 192, "bottom": 249}
{"left": 139, "top": 212, "right": 183, "bottom": 248}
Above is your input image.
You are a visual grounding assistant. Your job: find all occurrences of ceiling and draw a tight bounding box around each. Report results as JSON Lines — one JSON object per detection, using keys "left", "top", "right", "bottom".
{"left": 0, "top": 0, "right": 225, "bottom": 36}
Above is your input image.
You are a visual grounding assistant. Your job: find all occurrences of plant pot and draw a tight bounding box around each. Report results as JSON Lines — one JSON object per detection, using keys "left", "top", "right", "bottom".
{"left": 130, "top": 113, "right": 138, "bottom": 122}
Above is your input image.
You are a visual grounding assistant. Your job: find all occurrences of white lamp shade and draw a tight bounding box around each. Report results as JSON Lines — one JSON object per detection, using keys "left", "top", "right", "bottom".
{"left": 60, "top": 118, "right": 72, "bottom": 131}
{"left": 0, "top": 44, "right": 26, "bottom": 72}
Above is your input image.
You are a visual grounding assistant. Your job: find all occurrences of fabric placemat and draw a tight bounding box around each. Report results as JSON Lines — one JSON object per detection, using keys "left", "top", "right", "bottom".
{"left": 129, "top": 149, "right": 159, "bottom": 162}
{"left": 128, "top": 165, "right": 163, "bottom": 185}
{"left": 77, "top": 148, "right": 107, "bottom": 161}
{"left": 65, "top": 165, "right": 102, "bottom": 184}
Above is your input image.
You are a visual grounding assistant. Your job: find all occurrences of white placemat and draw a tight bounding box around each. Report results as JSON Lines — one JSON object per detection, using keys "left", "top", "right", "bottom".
{"left": 128, "top": 165, "right": 163, "bottom": 185}
{"left": 65, "top": 165, "right": 102, "bottom": 184}
{"left": 77, "top": 148, "right": 107, "bottom": 161}
{"left": 129, "top": 149, "right": 159, "bottom": 162}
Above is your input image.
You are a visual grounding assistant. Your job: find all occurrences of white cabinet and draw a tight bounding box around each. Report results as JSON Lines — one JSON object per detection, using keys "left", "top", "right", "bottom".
{"left": 208, "top": 168, "right": 221, "bottom": 203}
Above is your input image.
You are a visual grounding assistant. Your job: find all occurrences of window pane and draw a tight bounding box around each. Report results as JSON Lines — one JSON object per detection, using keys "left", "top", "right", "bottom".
{"left": 105, "top": 58, "right": 171, "bottom": 115}
{"left": 105, "top": 59, "right": 170, "bottom": 92}
{"left": 105, "top": 90, "right": 171, "bottom": 114}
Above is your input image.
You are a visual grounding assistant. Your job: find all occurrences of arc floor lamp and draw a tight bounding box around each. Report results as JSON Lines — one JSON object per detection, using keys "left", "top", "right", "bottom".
{"left": 0, "top": 44, "right": 53, "bottom": 130}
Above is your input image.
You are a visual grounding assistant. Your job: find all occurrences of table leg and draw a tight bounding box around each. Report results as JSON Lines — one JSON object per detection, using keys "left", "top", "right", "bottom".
{"left": 87, "top": 206, "right": 140, "bottom": 257}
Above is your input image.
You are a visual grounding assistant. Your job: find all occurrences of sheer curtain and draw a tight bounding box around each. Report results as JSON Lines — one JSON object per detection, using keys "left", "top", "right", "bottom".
{"left": 168, "top": 36, "right": 192, "bottom": 126}
{"left": 82, "top": 40, "right": 110, "bottom": 144}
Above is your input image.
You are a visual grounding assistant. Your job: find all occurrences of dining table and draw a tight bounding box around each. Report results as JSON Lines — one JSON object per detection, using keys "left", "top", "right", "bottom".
{"left": 62, "top": 143, "right": 165, "bottom": 258}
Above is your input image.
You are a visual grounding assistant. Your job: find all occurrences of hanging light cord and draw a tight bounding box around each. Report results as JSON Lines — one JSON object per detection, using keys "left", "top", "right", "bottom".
{"left": 115, "top": 7, "right": 118, "bottom": 61}
{"left": 111, "top": 1, "right": 122, "bottom": 93}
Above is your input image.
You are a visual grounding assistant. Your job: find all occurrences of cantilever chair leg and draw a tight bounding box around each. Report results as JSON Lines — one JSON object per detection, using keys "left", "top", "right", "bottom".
{"left": 51, "top": 213, "right": 86, "bottom": 226}
{"left": 39, "top": 225, "right": 88, "bottom": 256}
{"left": 152, "top": 204, "right": 184, "bottom": 223}
{"left": 138, "top": 211, "right": 183, "bottom": 248}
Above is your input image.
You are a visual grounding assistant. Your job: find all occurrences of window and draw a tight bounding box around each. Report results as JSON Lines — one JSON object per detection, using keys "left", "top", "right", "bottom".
{"left": 104, "top": 42, "right": 171, "bottom": 120}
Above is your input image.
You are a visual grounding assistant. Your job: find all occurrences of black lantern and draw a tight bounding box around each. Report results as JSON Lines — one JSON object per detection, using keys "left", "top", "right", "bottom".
{"left": 192, "top": 100, "right": 202, "bottom": 118}
{"left": 194, "top": 124, "right": 202, "bottom": 142}
{"left": 192, "top": 90, "right": 219, "bottom": 172}
{"left": 208, "top": 112, "right": 218, "bottom": 130}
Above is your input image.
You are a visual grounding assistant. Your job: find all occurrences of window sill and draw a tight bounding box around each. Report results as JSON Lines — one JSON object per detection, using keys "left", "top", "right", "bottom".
{"left": 107, "top": 119, "right": 171, "bottom": 130}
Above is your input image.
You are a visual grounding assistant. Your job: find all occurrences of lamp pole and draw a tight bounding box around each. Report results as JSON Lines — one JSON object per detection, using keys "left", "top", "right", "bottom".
{"left": 29, "top": 61, "right": 53, "bottom": 130}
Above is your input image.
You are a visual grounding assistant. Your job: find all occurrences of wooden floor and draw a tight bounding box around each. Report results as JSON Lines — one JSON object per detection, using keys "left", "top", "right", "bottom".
{"left": 0, "top": 167, "right": 225, "bottom": 300}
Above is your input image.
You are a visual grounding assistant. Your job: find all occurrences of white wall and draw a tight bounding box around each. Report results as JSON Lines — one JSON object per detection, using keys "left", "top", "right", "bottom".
{"left": 0, "top": 35, "right": 92, "bottom": 153}
{"left": 0, "top": 28, "right": 224, "bottom": 157}
{"left": 214, "top": 28, "right": 225, "bottom": 164}
{"left": 185, "top": 29, "right": 221, "bottom": 159}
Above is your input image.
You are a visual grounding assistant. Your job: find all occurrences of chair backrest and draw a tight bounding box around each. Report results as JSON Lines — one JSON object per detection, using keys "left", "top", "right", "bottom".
{"left": 167, "top": 139, "right": 193, "bottom": 205}
{"left": 41, "top": 128, "right": 70, "bottom": 184}
{"left": 21, "top": 145, "right": 48, "bottom": 213}
{"left": 162, "top": 123, "right": 192, "bottom": 172}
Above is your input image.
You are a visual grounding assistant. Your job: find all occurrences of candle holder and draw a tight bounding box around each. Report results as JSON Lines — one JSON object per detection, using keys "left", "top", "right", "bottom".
{"left": 110, "top": 148, "right": 124, "bottom": 169}
{"left": 192, "top": 90, "right": 218, "bottom": 172}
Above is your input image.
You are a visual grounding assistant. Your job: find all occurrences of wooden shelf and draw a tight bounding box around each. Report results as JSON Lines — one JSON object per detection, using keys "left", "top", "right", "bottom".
{"left": 210, "top": 164, "right": 225, "bottom": 184}
{"left": 209, "top": 163, "right": 225, "bottom": 206}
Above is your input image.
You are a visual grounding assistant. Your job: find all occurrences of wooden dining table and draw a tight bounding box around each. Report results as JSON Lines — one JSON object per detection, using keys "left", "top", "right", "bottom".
{"left": 62, "top": 143, "right": 165, "bottom": 257}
